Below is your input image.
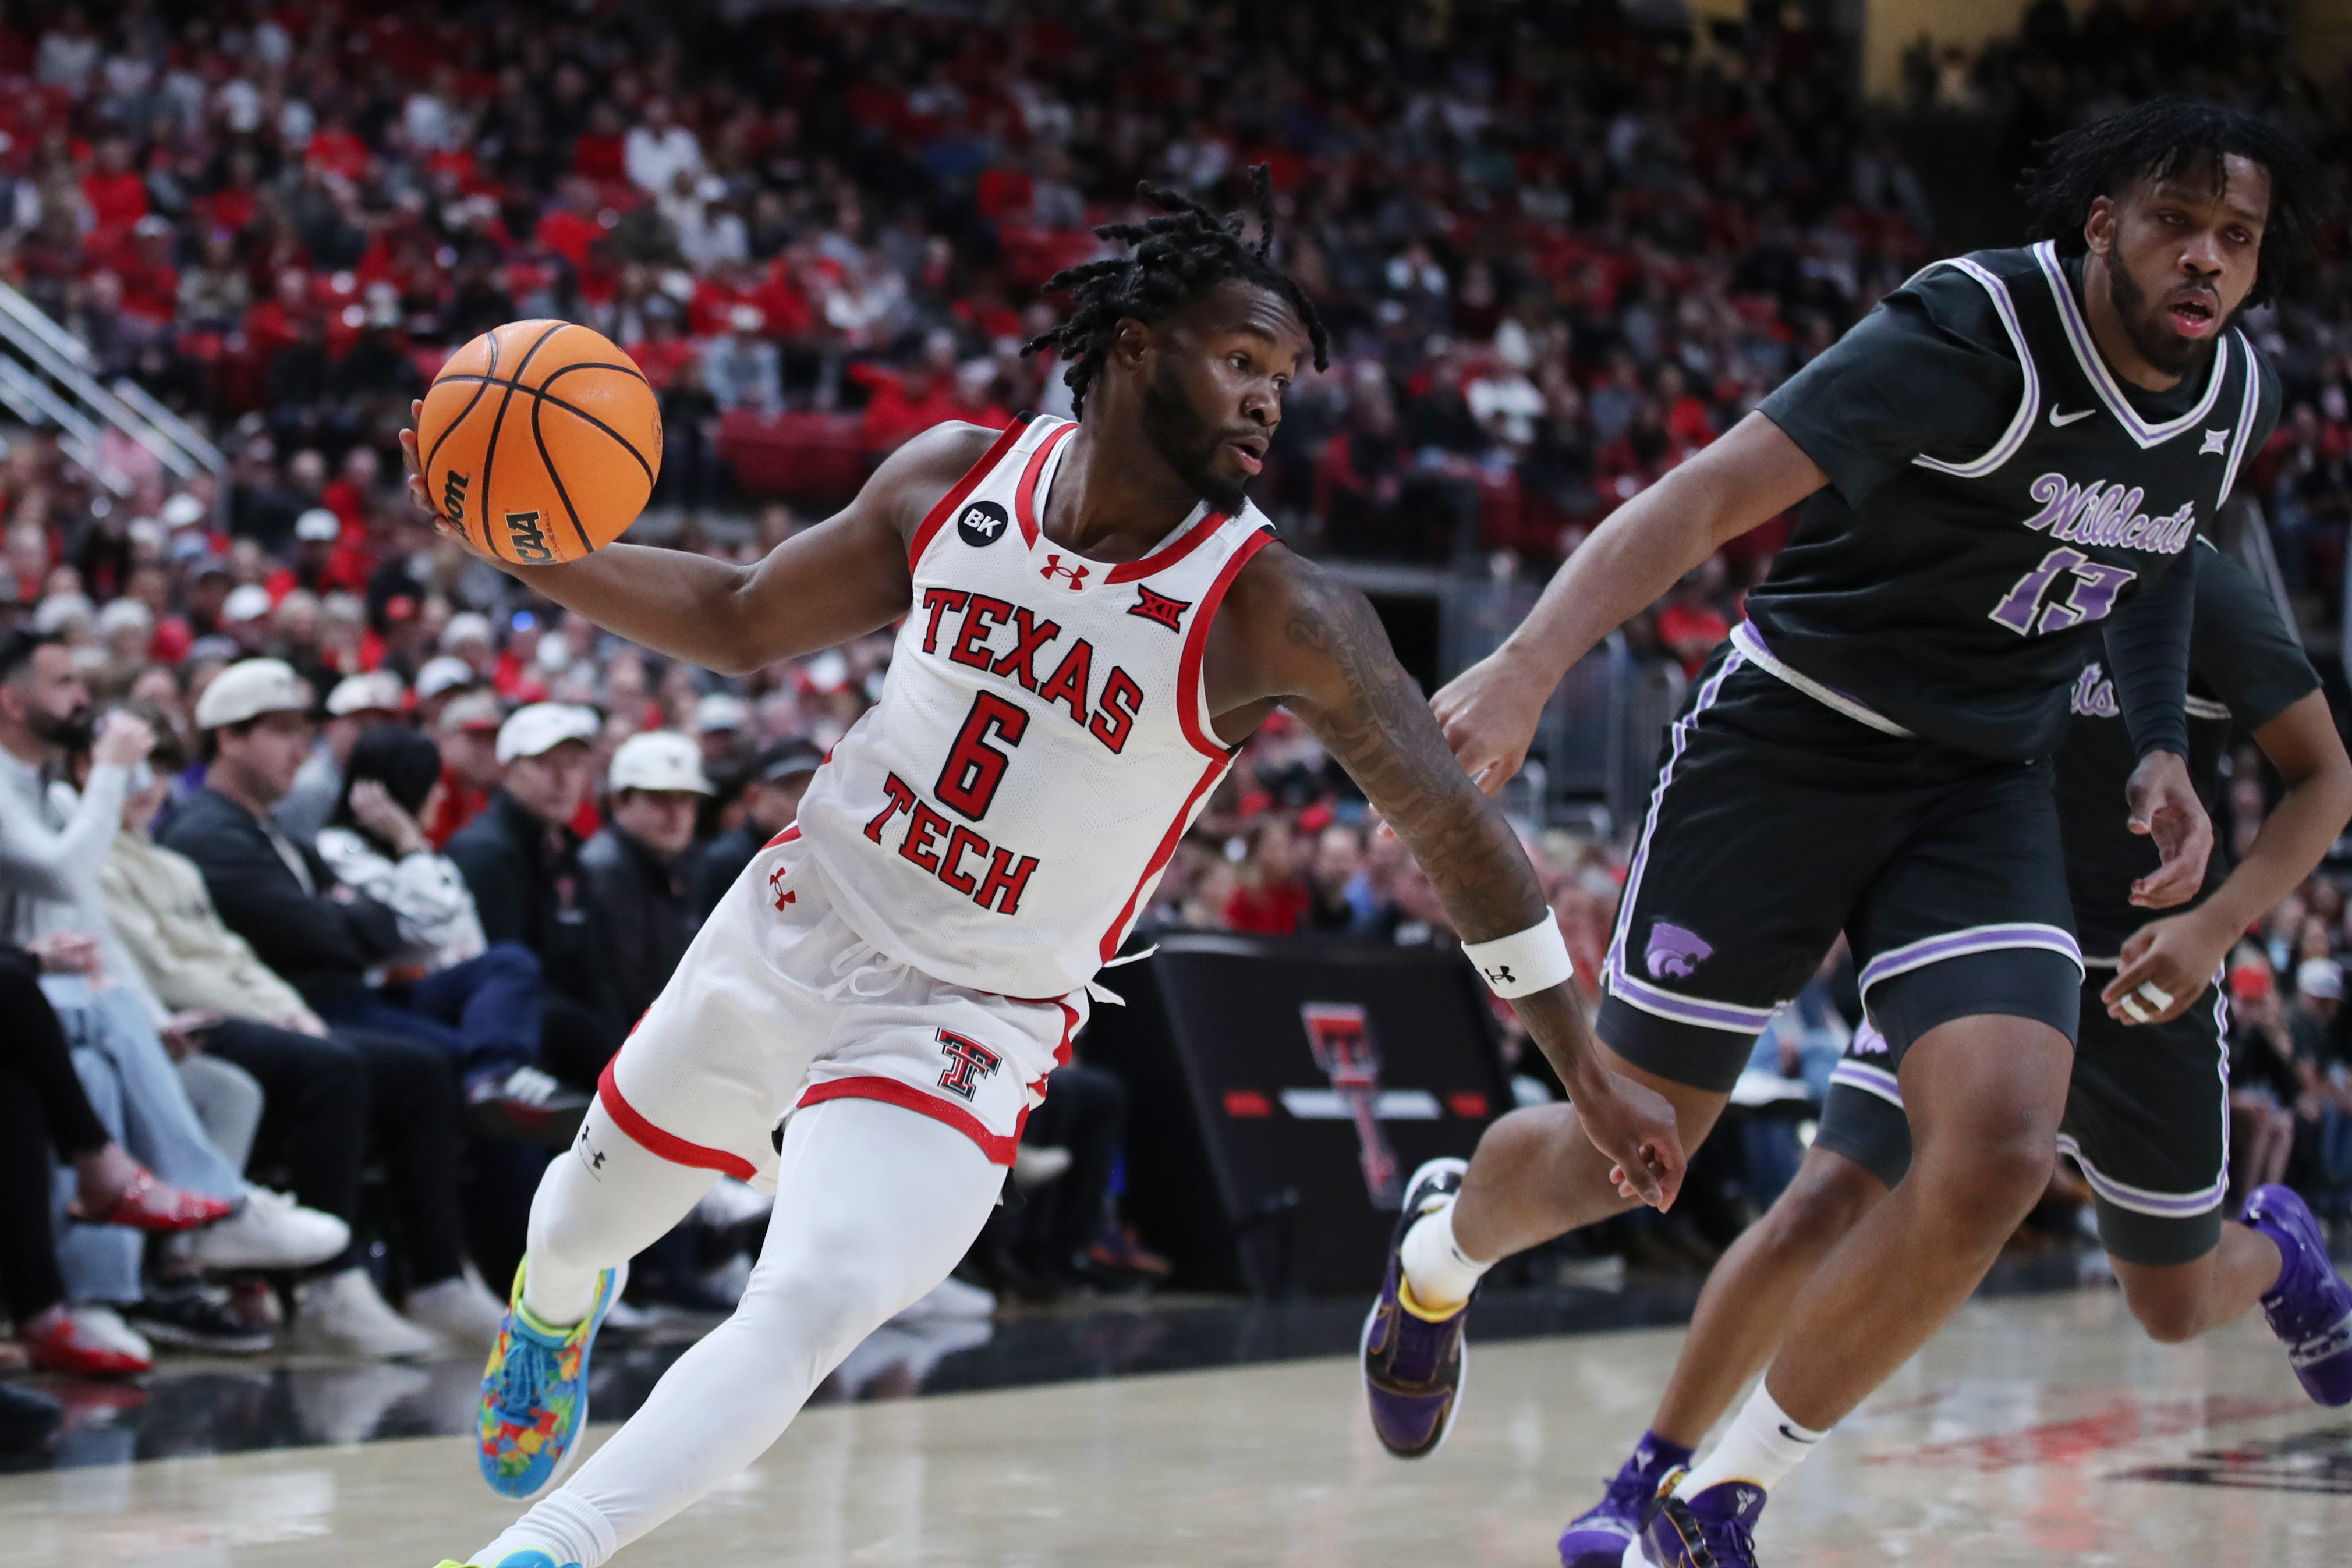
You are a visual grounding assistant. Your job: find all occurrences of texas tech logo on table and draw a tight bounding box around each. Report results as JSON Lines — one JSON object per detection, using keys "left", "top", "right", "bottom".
{"left": 795, "top": 416, "right": 1280, "bottom": 1001}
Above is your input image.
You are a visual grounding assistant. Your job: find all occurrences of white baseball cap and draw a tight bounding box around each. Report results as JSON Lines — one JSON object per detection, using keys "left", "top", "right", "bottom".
{"left": 160, "top": 493, "right": 207, "bottom": 529}
{"left": 2298, "top": 958, "right": 2344, "bottom": 1002}
{"left": 325, "top": 671, "right": 406, "bottom": 718}
{"left": 221, "top": 583, "right": 273, "bottom": 623}
{"left": 496, "top": 702, "right": 599, "bottom": 764}
{"left": 195, "top": 658, "right": 311, "bottom": 729}
{"left": 294, "top": 507, "right": 342, "bottom": 543}
{"left": 440, "top": 611, "right": 494, "bottom": 651}
{"left": 693, "top": 692, "right": 749, "bottom": 734}
{"left": 414, "top": 654, "right": 475, "bottom": 701}
{"left": 608, "top": 729, "right": 712, "bottom": 795}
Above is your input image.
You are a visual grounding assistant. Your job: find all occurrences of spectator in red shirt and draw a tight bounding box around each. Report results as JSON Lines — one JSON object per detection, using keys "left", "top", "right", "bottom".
{"left": 80, "top": 136, "right": 146, "bottom": 236}
{"left": 1223, "top": 816, "right": 1311, "bottom": 935}
{"left": 1655, "top": 554, "right": 1734, "bottom": 677}
{"left": 624, "top": 301, "right": 697, "bottom": 391}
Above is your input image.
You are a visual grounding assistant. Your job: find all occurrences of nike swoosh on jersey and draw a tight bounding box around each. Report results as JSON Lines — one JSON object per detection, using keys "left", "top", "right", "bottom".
{"left": 2049, "top": 407, "right": 2098, "bottom": 427}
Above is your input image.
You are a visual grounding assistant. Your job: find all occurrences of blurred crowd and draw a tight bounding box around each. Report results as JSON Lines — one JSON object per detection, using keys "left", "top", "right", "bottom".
{"left": 0, "top": 0, "right": 2349, "bottom": 1446}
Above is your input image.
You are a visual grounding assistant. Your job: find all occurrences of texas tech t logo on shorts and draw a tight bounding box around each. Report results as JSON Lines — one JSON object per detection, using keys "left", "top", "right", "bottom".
{"left": 935, "top": 1028, "right": 1003, "bottom": 1101}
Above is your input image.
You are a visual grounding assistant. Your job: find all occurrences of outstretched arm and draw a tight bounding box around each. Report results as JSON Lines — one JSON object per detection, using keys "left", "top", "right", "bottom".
{"left": 1433, "top": 410, "right": 1826, "bottom": 790}
{"left": 2106, "top": 690, "right": 2352, "bottom": 1023}
{"left": 1212, "top": 547, "right": 1684, "bottom": 1207}
{"left": 399, "top": 408, "right": 1001, "bottom": 676}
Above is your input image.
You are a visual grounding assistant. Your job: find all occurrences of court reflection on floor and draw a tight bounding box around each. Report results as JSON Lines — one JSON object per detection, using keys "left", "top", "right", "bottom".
{"left": 3, "top": 1290, "right": 2348, "bottom": 1567}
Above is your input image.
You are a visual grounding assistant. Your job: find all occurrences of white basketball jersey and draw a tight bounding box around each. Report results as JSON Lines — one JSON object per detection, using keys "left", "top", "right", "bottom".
{"left": 796, "top": 416, "right": 1274, "bottom": 998}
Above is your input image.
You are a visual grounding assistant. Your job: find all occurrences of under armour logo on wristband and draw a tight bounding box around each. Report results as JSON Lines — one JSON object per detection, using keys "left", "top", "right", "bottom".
{"left": 1483, "top": 964, "right": 1515, "bottom": 987}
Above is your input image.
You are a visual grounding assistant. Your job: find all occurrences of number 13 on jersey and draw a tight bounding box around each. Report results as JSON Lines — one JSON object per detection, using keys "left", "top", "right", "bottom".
{"left": 1989, "top": 547, "right": 2137, "bottom": 637}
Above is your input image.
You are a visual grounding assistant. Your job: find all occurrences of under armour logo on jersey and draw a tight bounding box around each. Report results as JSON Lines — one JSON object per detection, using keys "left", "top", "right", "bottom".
{"left": 957, "top": 499, "right": 1011, "bottom": 547}
{"left": 768, "top": 864, "right": 796, "bottom": 911}
{"left": 2201, "top": 428, "right": 2230, "bottom": 456}
{"left": 1040, "top": 554, "right": 1090, "bottom": 590}
{"left": 935, "top": 1028, "right": 1002, "bottom": 1101}
{"left": 1127, "top": 586, "right": 1191, "bottom": 632}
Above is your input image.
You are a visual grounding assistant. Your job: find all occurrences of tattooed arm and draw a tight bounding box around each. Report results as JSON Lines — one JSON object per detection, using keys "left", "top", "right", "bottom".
{"left": 1209, "top": 544, "right": 1684, "bottom": 1208}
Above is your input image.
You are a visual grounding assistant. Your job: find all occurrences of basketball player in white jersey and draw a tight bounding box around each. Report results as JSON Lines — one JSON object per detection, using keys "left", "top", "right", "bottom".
{"left": 403, "top": 172, "right": 1685, "bottom": 1568}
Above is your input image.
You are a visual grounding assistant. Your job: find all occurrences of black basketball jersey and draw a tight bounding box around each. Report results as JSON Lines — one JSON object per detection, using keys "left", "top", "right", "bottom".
{"left": 2055, "top": 541, "right": 2318, "bottom": 956}
{"left": 1747, "top": 240, "right": 2279, "bottom": 761}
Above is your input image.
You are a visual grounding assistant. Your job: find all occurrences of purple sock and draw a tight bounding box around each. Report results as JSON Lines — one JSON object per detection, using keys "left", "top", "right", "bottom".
{"left": 1626, "top": 1430, "right": 1695, "bottom": 1481}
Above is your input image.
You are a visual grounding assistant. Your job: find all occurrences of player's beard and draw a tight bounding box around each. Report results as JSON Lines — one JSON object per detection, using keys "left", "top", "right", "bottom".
{"left": 2107, "top": 254, "right": 2225, "bottom": 379}
{"left": 1140, "top": 360, "right": 1249, "bottom": 515}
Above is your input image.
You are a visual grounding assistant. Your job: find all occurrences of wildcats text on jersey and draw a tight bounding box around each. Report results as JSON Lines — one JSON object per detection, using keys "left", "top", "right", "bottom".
{"left": 2021, "top": 473, "right": 2196, "bottom": 555}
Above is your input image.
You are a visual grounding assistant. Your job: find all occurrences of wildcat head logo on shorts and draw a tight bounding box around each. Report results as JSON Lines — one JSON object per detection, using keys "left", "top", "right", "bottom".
{"left": 957, "top": 499, "right": 1011, "bottom": 548}
{"left": 1645, "top": 922, "right": 1713, "bottom": 980}
{"left": 934, "top": 1028, "right": 1002, "bottom": 1101}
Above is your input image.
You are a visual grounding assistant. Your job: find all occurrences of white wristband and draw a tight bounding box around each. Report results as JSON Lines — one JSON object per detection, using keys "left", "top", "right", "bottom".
{"left": 1461, "top": 917, "right": 1575, "bottom": 999}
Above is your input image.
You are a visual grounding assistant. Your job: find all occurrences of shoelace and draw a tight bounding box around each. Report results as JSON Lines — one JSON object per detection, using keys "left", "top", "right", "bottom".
{"left": 493, "top": 1330, "right": 554, "bottom": 1420}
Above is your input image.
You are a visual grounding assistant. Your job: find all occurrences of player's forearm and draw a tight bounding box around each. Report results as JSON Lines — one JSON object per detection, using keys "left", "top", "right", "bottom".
{"left": 2199, "top": 701, "right": 2352, "bottom": 938}
{"left": 499, "top": 544, "right": 769, "bottom": 674}
{"left": 1492, "top": 414, "right": 1815, "bottom": 689}
{"left": 2100, "top": 548, "right": 2195, "bottom": 761}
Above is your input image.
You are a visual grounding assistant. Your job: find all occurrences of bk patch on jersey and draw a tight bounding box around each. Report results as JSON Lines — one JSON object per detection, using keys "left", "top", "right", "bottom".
{"left": 957, "top": 499, "right": 1011, "bottom": 548}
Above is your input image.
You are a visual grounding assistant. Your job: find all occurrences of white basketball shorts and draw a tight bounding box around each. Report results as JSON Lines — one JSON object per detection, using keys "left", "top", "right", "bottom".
{"left": 597, "top": 827, "right": 1083, "bottom": 1189}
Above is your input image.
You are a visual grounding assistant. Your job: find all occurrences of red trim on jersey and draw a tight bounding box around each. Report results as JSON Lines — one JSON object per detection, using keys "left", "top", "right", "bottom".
{"left": 1012, "top": 420, "right": 1076, "bottom": 548}
{"left": 597, "top": 1058, "right": 759, "bottom": 1180}
{"left": 797, "top": 1076, "right": 1023, "bottom": 1165}
{"left": 1050, "top": 998, "right": 1079, "bottom": 1069}
{"left": 760, "top": 824, "right": 803, "bottom": 850}
{"left": 1097, "top": 753, "right": 1230, "bottom": 965}
{"left": 1106, "top": 509, "right": 1228, "bottom": 583}
{"left": 1176, "top": 525, "right": 1276, "bottom": 760}
{"left": 907, "top": 420, "right": 1030, "bottom": 571}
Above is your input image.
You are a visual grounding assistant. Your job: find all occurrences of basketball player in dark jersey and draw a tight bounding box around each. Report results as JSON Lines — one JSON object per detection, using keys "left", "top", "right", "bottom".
{"left": 1356, "top": 101, "right": 2336, "bottom": 1566}
{"left": 1553, "top": 542, "right": 2352, "bottom": 1566}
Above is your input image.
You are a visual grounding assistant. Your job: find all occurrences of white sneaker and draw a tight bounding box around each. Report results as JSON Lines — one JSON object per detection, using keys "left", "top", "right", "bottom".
{"left": 402, "top": 1272, "right": 506, "bottom": 1349}
{"left": 1012, "top": 1144, "right": 1072, "bottom": 1191}
{"left": 72, "top": 1305, "right": 157, "bottom": 1363}
{"left": 287, "top": 1268, "right": 442, "bottom": 1360}
{"left": 892, "top": 1276, "right": 997, "bottom": 1324}
{"left": 185, "top": 1189, "right": 350, "bottom": 1271}
{"left": 692, "top": 1176, "right": 774, "bottom": 1229}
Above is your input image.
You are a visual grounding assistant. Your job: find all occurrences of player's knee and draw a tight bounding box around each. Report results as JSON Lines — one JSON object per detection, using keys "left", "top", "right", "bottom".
{"left": 1917, "top": 1125, "right": 2055, "bottom": 1230}
{"left": 2116, "top": 1260, "right": 2212, "bottom": 1343}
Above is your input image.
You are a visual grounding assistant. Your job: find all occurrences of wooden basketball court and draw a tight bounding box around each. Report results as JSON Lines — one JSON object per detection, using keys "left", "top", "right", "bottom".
{"left": 4, "top": 1287, "right": 2346, "bottom": 1567}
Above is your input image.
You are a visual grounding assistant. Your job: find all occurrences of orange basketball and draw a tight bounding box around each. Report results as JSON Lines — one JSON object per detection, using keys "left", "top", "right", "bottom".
{"left": 418, "top": 320, "right": 662, "bottom": 566}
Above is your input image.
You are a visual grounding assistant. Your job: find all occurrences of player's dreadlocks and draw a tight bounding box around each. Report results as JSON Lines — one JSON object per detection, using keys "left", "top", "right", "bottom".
{"left": 1023, "top": 164, "right": 1329, "bottom": 418}
{"left": 2020, "top": 97, "right": 2336, "bottom": 308}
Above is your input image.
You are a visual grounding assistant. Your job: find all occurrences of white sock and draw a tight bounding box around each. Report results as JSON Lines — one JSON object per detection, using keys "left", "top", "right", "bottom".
{"left": 472, "top": 1489, "right": 615, "bottom": 1568}
{"left": 1677, "top": 1381, "right": 1827, "bottom": 1498}
{"left": 1398, "top": 1198, "right": 1490, "bottom": 1312}
{"left": 520, "top": 1099, "right": 718, "bottom": 1328}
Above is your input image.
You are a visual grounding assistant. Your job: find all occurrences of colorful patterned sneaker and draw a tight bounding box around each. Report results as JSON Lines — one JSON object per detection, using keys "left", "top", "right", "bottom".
{"left": 1560, "top": 1443, "right": 1688, "bottom": 1567}
{"left": 433, "top": 1553, "right": 581, "bottom": 1568}
{"left": 1361, "top": 1156, "right": 1472, "bottom": 1459}
{"left": 1627, "top": 1478, "right": 1765, "bottom": 1567}
{"left": 2241, "top": 1184, "right": 2352, "bottom": 1406}
{"left": 476, "top": 1257, "right": 626, "bottom": 1499}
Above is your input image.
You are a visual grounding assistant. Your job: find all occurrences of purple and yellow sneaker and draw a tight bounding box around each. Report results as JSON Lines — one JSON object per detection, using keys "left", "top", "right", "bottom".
{"left": 1361, "top": 1156, "right": 1472, "bottom": 1459}
{"left": 1628, "top": 1478, "right": 1764, "bottom": 1567}
{"left": 1560, "top": 1438, "right": 1692, "bottom": 1567}
{"left": 476, "top": 1257, "right": 626, "bottom": 1499}
{"left": 2241, "top": 1184, "right": 2352, "bottom": 1406}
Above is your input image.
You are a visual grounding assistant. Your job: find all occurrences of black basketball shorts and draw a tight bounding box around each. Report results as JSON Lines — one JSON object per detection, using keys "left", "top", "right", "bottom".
{"left": 1599, "top": 632, "right": 2082, "bottom": 1094}
{"left": 1816, "top": 973, "right": 2231, "bottom": 1266}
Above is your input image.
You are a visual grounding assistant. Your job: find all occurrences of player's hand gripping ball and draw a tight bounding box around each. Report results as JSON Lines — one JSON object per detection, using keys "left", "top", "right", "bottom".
{"left": 416, "top": 320, "right": 662, "bottom": 565}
